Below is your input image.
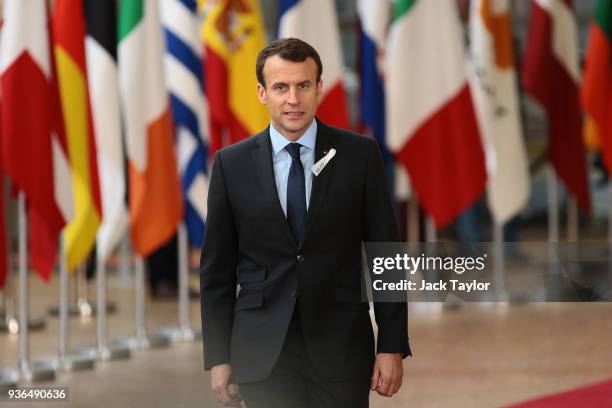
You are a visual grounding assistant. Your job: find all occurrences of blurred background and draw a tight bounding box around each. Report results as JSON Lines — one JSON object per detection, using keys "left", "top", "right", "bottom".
{"left": 0, "top": 0, "right": 611, "bottom": 407}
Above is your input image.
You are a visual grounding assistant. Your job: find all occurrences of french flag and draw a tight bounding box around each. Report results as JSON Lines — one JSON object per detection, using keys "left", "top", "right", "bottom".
{"left": 357, "top": 0, "right": 392, "bottom": 164}
{"left": 278, "top": 0, "right": 349, "bottom": 129}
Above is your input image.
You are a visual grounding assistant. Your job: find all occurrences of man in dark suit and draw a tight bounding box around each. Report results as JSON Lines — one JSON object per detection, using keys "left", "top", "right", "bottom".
{"left": 200, "top": 38, "right": 411, "bottom": 408}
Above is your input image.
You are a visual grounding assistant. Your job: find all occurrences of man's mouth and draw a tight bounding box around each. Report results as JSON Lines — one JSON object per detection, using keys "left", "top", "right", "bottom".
{"left": 284, "top": 112, "right": 304, "bottom": 118}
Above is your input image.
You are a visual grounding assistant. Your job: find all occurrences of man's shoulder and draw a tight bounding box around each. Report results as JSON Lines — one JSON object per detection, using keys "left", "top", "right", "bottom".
{"left": 216, "top": 130, "right": 266, "bottom": 161}
{"left": 320, "top": 122, "right": 376, "bottom": 152}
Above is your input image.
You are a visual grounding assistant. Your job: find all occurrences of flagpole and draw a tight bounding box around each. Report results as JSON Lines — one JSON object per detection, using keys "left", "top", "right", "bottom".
{"left": 567, "top": 197, "right": 578, "bottom": 242}
{"left": 608, "top": 180, "right": 612, "bottom": 292}
{"left": 547, "top": 164, "right": 560, "bottom": 300}
{"left": 133, "top": 255, "right": 170, "bottom": 349}
{"left": 118, "top": 234, "right": 131, "bottom": 286}
{"left": 93, "top": 254, "right": 131, "bottom": 361}
{"left": 77, "top": 263, "right": 92, "bottom": 317}
{"left": 0, "top": 186, "right": 18, "bottom": 387}
{"left": 425, "top": 216, "right": 437, "bottom": 243}
{"left": 0, "top": 175, "right": 17, "bottom": 334}
{"left": 157, "top": 224, "right": 200, "bottom": 342}
{"left": 17, "top": 192, "right": 55, "bottom": 382}
{"left": 177, "top": 224, "right": 193, "bottom": 339}
{"left": 424, "top": 214, "right": 444, "bottom": 310}
{"left": 54, "top": 254, "right": 94, "bottom": 372}
{"left": 1, "top": 180, "right": 44, "bottom": 334}
{"left": 492, "top": 221, "right": 507, "bottom": 302}
{"left": 407, "top": 199, "right": 420, "bottom": 242}
{"left": 96, "top": 255, "right": 108, "bottom": 356}
{"left": 18, "top": 192, "right": 31, "bottom": 380}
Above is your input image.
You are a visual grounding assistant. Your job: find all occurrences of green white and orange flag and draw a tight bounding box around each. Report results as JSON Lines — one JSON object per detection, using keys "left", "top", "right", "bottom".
{"left": 582, "top": 0, "right": 612, "bottom": 172}
{"left": 53, "top": 0, "right": 102, "bottom": 271}
{"left": 468, "top": 0, "right": 529, "bottom": 225}
{"left": 118, "top": 0, "right": 183, "bottom": 257}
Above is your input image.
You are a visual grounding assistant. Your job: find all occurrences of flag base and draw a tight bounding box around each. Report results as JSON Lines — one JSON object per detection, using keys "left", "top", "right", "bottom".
{"left": 156, "top": 326, "right": 202, "bottom": 343}
{"left": 47, "top": 301, "right": 117, "bottom": 318}
{"left": 0, "top": 368, "right": 18, "bottom": 388}
{"left": 0, "top": 315, "right": 46, "bottom": 333}
{"left": 19, "top": 360, "right": 56, "bottom": 382}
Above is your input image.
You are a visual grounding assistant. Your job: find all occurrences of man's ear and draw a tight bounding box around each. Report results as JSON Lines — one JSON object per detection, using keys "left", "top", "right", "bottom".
{"left": 316, "top": 80, "right": 323, "bottom": 99}
{"left": 257, "top": 83, "right": 267, "bottom": 104}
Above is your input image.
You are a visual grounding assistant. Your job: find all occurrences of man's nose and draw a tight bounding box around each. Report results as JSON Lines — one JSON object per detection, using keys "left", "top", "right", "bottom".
{"left": 287, "top": 87, "right": 299, "bottom": 105}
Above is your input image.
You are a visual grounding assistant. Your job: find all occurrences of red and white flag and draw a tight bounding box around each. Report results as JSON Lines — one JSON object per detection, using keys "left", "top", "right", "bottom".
{"left": 278, "top": 0, "right": 350, "bottom": 129}
{"left": 0, "top": 0, "right": 69, "bottom": 281}
{"left": 522, "top": 0, "right": 591, "bottom": 212}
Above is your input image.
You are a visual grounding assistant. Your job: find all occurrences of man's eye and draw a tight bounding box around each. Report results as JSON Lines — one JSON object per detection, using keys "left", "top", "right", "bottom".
{"left": 299, "top": 83, "right": 310, "bottom": 89}
{"left": 275, "top": 85, "right": 286, "bottom": 91}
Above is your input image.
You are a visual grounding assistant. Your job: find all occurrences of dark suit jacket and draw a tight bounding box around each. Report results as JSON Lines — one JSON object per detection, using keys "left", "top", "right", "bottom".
{"left": 200, "top": 119, "right": 411, "bottom": 384}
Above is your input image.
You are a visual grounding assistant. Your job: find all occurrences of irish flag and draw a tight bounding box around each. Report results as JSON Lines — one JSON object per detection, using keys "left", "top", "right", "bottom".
{"left": 582, "top": 0, "right": 612, "bottom": 174}
{"left": 522, "top": 0, "right": 591, "bottom": 212}
{"left": 387, "top": 0, "right": 487, "bottom": 229}
{"left": 278, "top": 0, "right": 350, "bottom": 129}
{"left": 469, "top": 0, "right": 530, "bottom": 225}
{"left": 119, "top": 0, "right": 183, "bottom": 257}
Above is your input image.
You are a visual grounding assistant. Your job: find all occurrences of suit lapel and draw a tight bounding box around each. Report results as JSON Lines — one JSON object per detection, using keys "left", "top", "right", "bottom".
{"left": 299, "top": 120, "right": 336, "bottom": 250}
{"left": 251, "top": 129, "right": 296, "bottom": 244}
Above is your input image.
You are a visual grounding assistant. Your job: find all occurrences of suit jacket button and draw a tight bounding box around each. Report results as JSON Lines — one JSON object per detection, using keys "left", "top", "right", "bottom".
{"left": 296, "top": 254, "right": 304, "bottom": 262}
{"left": 292, "top": 290, "right": 297, "bottom": 297}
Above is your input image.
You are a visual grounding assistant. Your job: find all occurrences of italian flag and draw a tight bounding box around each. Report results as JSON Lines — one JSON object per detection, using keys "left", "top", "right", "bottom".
{"left": 582, "top": 0, "right": 612, "bottom": 174}
{"left": 119, "top": 0, "right": 183, "bottom": 257}
{"left": 386, "top": 0, "right": 487, "bottom": 229}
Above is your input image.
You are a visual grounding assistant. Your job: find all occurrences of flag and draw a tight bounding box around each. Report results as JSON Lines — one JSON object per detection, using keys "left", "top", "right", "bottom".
{"left": 582, "top": 0, "right": 612, "bottom": 173}
{"left": 278, "top": 0, "right": 349, "bottom": 129}
{"left": 0, "top": 164, "right": 5, "bottom": 288}
{"left": 85, "top": 0, "right": 128, "bottom": 261}
{"left": 201, "top": 0, "right": 269, "bottom": 155}
{"left": 0, "top": 15, "right": 5, "bottom": 288}
{"left": 469, "top": 0, "right": 529, "bottom": 224}
{"left": 53, "top": 0, "right": 102, "bottom": 272}
{"left": 161, "top": 0, "right": 209, "bottom": 248}
{"left": 522, "top": 0, "right": 591, "bottom": 211}
{"left": 0, "top": 0, "right": 67, "bottom": 281}
{"left": 357, "top": 0, "right": 392, "bottom": 164}
{"left": 119, "top": 0, "right": 183, "bottom": 257}
{"left": 386, "top": 0, "right": 487, "bottom": 229}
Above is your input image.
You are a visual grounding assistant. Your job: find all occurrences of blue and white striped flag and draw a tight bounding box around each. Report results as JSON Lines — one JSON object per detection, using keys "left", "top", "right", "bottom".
{"left": 160, "top": 0, "right": 209, "bottom": 247}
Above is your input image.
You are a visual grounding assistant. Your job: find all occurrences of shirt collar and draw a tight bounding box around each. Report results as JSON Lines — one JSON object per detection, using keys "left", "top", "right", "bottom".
{"left": 269, "top": 119, "right": 317, "bottom": 155}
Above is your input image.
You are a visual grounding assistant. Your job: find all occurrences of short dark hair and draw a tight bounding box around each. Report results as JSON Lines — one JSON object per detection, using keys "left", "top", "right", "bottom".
{"left": 256, "top": 38, "right": 323, "bottom": 88}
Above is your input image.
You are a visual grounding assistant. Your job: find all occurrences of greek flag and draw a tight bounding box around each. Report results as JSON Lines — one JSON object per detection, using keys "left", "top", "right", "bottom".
{"left": 160, "top": 0, "right": 209, "bottom": 247}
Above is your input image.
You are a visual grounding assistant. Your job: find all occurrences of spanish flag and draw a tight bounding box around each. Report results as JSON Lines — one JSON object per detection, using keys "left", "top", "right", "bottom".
{"left": 118, "top": 0, "right": 183, "bottom": 257}
{"left": 53, "top": 0, "right": 102, "bottom": 271}
{"left": 200, "top": 0, "right": 269, "bottom": 155}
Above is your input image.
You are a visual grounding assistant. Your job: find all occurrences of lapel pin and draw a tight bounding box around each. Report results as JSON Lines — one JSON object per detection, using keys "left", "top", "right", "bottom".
{"left": 312, "top": 148, "right": 336, "bottom": 176}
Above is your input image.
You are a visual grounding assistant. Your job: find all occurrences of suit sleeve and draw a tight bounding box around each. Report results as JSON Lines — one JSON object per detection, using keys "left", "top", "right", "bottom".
{"left": 200, "top": 152, "right": 239, "bottom": 369}
{"left": 363, "top": 138, "right": 412, "bottom": 358}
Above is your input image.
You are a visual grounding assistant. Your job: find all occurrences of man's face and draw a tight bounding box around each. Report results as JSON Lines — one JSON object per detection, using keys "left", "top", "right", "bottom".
{"left": 257, "top": 55, "right": 322, "bottom": 141}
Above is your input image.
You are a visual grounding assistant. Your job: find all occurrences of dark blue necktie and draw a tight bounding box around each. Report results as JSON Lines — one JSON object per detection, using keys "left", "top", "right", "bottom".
{"left": 286, "top": 143, "right": 306, "bottom": 241}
